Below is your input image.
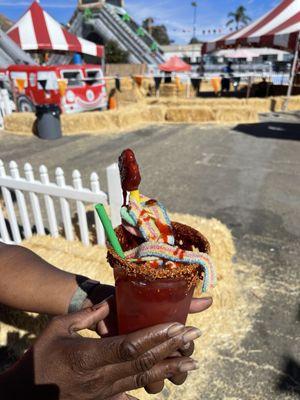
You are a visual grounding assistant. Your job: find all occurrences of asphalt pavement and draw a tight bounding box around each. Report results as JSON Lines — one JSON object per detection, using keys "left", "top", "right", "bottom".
{"left": 0, "top": 112, "right": 299, "bottom": 399}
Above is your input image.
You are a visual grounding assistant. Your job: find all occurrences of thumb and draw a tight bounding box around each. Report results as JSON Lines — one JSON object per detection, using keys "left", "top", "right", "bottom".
{"left": 62, "top": 301, "right": 110, "bottom": 335}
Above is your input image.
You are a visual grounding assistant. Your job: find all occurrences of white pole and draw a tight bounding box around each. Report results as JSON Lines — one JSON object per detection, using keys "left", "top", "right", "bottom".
{"left": 283, "top": 32, "right": 300, "bottom": 111}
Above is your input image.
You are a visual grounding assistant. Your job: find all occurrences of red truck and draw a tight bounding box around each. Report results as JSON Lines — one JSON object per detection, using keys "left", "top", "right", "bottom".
{"left": 5, "top": 64, "right": 107, "bottom": 113}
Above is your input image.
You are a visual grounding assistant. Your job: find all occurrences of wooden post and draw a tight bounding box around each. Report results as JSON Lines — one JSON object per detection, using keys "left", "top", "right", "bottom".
{"left": 72, "top": 169, "right": 89, "bottom": 246}
{"left": 90, "top": 172, "right": 106, "bottom": 246}
{"left": 0, "top": 195, "right": 10, "bottom": 243}
{"left": 24, "top": 163, "right": 45, "bottom": 236}
{"left": 0, "top": 160, "right": 22, "bottom": 243}
{"left": 246, "top": 76, "right": 252, "bottom": 100}
{"left": 9, "top": 161, "right": 32, "bottom": 239}
{"left": 55, "top": 167, "right": 74, "bottom": 241}
{"left": 283, "top": 32, "right": 300, "bottom": 111}
{"left": 39, "top": 165, "right": 59, "bottom": 238}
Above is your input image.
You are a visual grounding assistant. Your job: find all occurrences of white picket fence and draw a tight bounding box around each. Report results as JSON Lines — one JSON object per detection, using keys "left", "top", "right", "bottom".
{"left": 0, "top": 89, "right": 13, "bottom": 129}
{"left": 0, "top": 160, "right": 123, "bottom": 246}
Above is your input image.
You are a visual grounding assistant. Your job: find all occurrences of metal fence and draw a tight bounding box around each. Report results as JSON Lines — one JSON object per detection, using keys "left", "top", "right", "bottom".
{"left": 0, "top": 161, "right": 122, "bottom": 246}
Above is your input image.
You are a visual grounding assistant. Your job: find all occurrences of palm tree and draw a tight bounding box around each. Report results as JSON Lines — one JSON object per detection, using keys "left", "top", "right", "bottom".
{"left": 142, "top": 17, "right": 154, "bottom": 36}
{"left": 227, "top": 6, "right": 251, "bottom": 31}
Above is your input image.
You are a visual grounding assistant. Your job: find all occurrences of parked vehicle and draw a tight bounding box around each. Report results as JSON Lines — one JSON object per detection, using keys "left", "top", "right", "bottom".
{"left": 5, "top": 64, "right": 107, "bottom": 113}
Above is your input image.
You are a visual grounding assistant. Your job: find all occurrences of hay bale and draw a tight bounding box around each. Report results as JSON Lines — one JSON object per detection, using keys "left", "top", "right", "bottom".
{"left": 285, "top": 95, "right": 300, "bottom": 111}
{"left": 61, "top": 111, "right": 119, "bottom": 135}
{"left": 244, "top": 98, "right": 272, "bottom": 113}
{"left": 213, "top": 106, "right": 259, "bottom": 123}
{"left": 113, "top": 105, "right": 146, "bottom": 128}
{"left": 166, "top": 107, "right": 216, "bottom": 123}
{"left": 160, "top": 84, "right": 178, "bottom": 98}
{"left": 4, "top": 113, "right": 35, "bottom": 135}
{"left": 141, "top": 105, "right": 166, "bottom": 122}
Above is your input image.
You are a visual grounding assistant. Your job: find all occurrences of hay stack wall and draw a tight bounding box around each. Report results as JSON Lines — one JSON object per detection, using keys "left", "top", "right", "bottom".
{"left": 4, "top": 96, "right": 300, "bottom": 136}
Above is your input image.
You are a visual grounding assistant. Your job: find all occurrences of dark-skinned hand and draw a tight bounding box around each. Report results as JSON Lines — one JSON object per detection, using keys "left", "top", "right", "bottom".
{"left": 29, "top": 301, "right": 201, "bottom": 400}
{"left": 83, "top": 284, "right": 213, "bottom": 395}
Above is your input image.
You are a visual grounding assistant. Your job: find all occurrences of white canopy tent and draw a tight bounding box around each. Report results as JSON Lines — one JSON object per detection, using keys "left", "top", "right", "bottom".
{"left": 202, "top": 0, "right": 300, "bottom": 107}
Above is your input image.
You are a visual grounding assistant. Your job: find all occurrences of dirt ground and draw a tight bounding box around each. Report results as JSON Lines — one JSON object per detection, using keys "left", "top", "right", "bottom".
{"left": 0, "top": 111, "right": 299, "bottom": 399}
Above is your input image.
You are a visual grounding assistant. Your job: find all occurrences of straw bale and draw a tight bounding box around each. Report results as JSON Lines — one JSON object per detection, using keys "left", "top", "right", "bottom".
{"left": 3, "top": 113, "right": 35, "bottom": 135}
{"left": 213, "top": 106, "right": 259, "bottom": 123}
{"left": 285, "top": 96, "right": 300, "bottom": 111}
{"left": 160, "top": 84, "right": 178, "bottom": 98}
{"left": 244, "top": 98, "right": 272, "bottom": 113}
{"left": 113, "top": 106, "right": 146, "bottom": 128}
{"left": 141, "top": 105, "right": 166, "bottom": 122}
{"left": 166, "top": 107, "right": 216, "bottom": 123}
{"left": 0, "top": 212, "right": 265, "bottom": 399}
{"left": 61, "top": 111, "right": 118, "bottom": 135}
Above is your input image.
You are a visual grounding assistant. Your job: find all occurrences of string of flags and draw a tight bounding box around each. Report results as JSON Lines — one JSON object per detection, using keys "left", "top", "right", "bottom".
{"left": 170, "top": 27, "right": 235, "bottom": 35}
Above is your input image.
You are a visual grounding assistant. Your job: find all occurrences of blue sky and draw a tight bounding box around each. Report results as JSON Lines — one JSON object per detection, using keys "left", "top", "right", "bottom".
{"left": 0, "top": 0, "right": 281, "bottom": 43}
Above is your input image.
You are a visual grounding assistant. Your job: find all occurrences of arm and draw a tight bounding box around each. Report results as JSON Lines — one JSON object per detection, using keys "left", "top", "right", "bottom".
{"left": 0, "top": 242, "right": 79, "bottom": 315}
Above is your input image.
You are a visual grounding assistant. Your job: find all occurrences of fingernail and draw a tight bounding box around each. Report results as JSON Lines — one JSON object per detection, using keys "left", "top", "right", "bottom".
{"left": 183, "top": 328, "right": 202, "bottom": 344}
{"left": 179, "top": 360, "right": 199, "bottom": 373}
{"left": 182, "top": 342, "right": 191, "bottom": 350}
{"left": 168, "top": 323, "right": 185, "bottom": 337}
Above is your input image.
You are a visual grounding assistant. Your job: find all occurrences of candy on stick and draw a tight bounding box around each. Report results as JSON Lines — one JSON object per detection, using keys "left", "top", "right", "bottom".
{"left": 118, "top": 149, "right": 141, "bottom": 205}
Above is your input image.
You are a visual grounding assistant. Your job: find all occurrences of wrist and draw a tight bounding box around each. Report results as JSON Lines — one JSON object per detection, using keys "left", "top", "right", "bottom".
{"left": 68, "top": 276, "right": 100, "bottom": 313}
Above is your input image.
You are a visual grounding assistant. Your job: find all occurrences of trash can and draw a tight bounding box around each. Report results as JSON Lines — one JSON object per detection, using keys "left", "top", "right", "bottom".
{"left": 35, "top": 104, "right": 62, "bottom": 140}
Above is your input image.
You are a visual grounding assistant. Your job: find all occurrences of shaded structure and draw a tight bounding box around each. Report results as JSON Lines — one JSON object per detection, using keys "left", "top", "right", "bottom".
{"left": 202, "top": 0, "right": 300, "bottom": 54}
{"left": 7, "top": 1, "right": 104, "bottom": 61}
{"left": 159, "top": 56, "right": 191, "bottom": 72}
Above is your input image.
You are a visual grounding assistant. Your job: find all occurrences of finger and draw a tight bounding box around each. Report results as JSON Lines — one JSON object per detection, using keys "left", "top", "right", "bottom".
{"left": 107, "top": 394, "right": 138, "bottom": 400}
{"left": 50, "top": 301, "right": 110, "bottom": 335}
{"left": 96, "top": 296, "right": 118, "bottom": 337}
{"left": 145, "top": 380, "right": 165, "bottom": 394}
{"left": 169, "top": 372, "right": 188, "bottom": 386}
{"left": 111, "top": 326, "right": 201, "bottom": 379}
{"left": 115, "top": 357, "right": 199, "bottom": 393}
{"left": 93, "top": 322, "right": 186, "bottom": 367}
{"left": 189, "top": 297, "right": 213, "bottom": 314}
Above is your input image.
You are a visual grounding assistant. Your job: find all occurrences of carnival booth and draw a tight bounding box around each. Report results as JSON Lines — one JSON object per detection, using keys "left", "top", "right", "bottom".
{"left": 4, "top": 1, "right": 107, "bottom": 115}
{"left": 202, "top": 0, "right": 300, "bottom": 105}
{"left": 7, "top": 1, "right": 104, "bottom": 62}
{"left": 159, "top": 56, "right": 191, "bottom": 73}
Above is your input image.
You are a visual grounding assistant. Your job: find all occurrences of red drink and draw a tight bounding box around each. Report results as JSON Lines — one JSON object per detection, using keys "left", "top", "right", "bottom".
{"left": 108, "top": 222, "right": 210, "bottom": 335}
{"left": 114, "top": 266, "right": 195, "bottom": 334}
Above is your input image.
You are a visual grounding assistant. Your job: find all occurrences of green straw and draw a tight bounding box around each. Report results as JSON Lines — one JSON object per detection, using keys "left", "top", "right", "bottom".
{"left": 95, "top": 204, "right": 125, "bottom": 259}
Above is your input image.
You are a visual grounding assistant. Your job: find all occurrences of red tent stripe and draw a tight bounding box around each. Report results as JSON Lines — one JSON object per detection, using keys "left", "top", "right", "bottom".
{"left": 202, "top": 0, "right": 300, "bottom": 54}
{"left": 8, "top": 27, "right": 21, "bottom": 47}
{"left": 96, "top": 45, "right": 104, "bottom": 57}
{"left": 240, "top": 0, "right": 294, "bottom": 38}
{"left": 7, "top": 1, "right": 104, "bottom": 58}
{"left": 30, "top": 1, "right": 52, "bottom": 50}
{"left": 267, "top": 12, "right": 300, "bottom": 35}
{"left": 62, "top": 29, "right": 82, "bottom": 53}
{"left": 288, "top": 31, "right": 299, "bottom": 48}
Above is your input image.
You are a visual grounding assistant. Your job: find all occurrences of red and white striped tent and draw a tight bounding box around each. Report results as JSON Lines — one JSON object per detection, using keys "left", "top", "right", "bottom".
{"left": 7, "top": 1, "right": 104, "bottom": 58}
{"left": 202, "top": 0, "right": 300, "bottom": 54}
